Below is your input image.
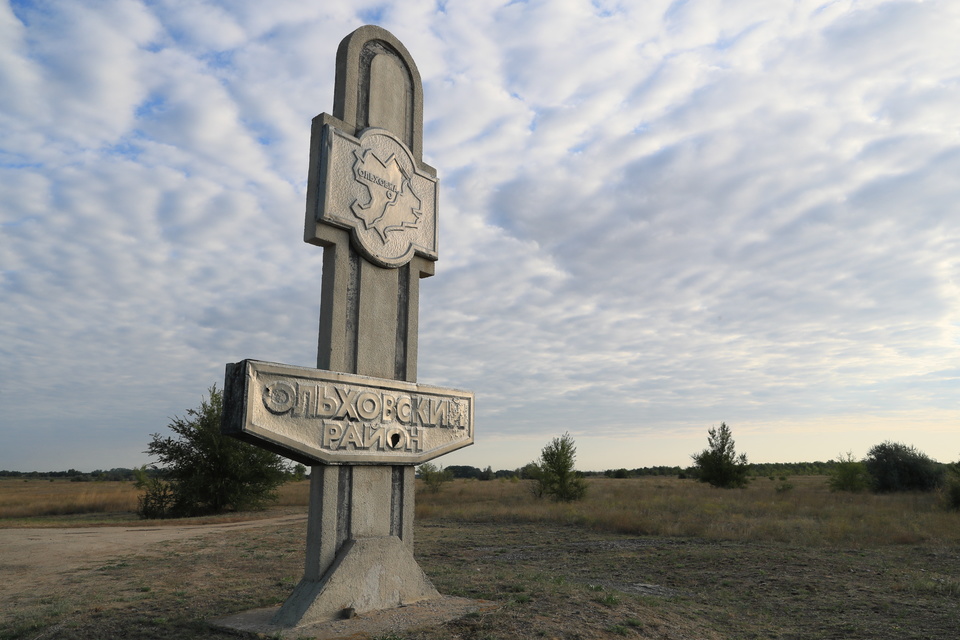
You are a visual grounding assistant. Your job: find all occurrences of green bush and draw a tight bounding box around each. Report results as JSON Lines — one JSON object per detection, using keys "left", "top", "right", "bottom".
{"left": 775, "top": 480, "right": 794, "bottom": 494}
{"left": 532, "top": 432, "right": 587, "bottom": 502}
{"left": 945, "top": 463, "right": 960, "bottom": 510}
{"left": 134, "top": 467, "right": 176, "bottom": 519}
{"left": 828, "top": 452, "right": 870, "bottom": 492}
{"left": 140, "top": 386, "right": 289, "bottom": 518}
{"left": 691, "top": 422, "right": 749, "bottom": 489}
{"left": 864, "top": 441, "right": 943, "bottom": 493}
{"left": 417, "top": 462, "right": 453, "bottom": 493}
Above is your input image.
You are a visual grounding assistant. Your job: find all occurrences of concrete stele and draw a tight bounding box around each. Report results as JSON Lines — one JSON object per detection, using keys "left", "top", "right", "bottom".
{"left": 271, "top": 25, "right": 447, "bottom": 628}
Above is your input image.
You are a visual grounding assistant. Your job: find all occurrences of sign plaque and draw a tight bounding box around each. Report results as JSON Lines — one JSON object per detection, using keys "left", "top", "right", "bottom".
{"left": 224, "top": 359, "right": 474, "bottom": 465}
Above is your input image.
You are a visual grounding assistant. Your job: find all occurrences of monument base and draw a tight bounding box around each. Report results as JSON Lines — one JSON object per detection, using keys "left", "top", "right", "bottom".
{"left": 280, "top": 535, "right": 439, "bottom": 626}
{"left": 211, "top": 595, "right": 497, "bottom": 639}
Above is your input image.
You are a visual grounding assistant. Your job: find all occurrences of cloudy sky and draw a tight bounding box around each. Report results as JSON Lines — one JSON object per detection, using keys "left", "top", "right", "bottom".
{"left": 2, "top": 0, "right": 958, "bottom": 473}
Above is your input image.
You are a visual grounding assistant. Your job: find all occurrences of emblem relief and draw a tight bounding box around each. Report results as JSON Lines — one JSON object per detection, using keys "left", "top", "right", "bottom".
{"left": 351, "top": 147, "right": 423, "bottom": 243}
{"left": 317, "top": 126, "right": 438, "bottom": 268}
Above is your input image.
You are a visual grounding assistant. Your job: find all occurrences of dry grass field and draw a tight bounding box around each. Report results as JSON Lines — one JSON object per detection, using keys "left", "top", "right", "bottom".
{"left": 0, "top": 479, "right": 140, "bottom": 519}
{"left": 417, "top": 475, "right": 960, "bottom": 547}
{"left": 4, "top": 474, "right": 957, "bottom": 547}
{"left": 1, "top": 475, "right": 958, "bottom": 639}
{"left": 0, "top": 478, "right": 310, "bottom": 525}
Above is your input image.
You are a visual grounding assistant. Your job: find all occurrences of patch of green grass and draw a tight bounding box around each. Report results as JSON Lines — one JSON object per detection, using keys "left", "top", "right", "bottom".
{"left": 595, "top": 593, "right": 622, "bottom": 606}
{"left": 4, "top": 597, "right": 70, "bottom": 639}
{"left": 904, "top": 575, "right": 960, "bottom": 597}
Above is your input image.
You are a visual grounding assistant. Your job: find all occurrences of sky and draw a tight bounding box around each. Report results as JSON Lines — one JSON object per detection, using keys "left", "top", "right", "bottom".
{"left": 2, "top": 0, "right": 958, "bottom": 473}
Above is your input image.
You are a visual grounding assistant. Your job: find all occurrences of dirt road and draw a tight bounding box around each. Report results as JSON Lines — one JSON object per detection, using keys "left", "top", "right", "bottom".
{"left": 0, "top": 514, "right": 307, "bottom": 604}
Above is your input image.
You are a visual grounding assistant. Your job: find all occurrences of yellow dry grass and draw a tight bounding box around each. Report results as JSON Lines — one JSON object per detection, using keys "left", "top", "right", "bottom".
{"left": 416, "top": 476, "right": 960, "bottom": 547}
{"left": 276, "top": 479, "right": 311, "bottom": 505}
{"left": 0, "top": 478, "right": 313, "bottom": 520}
{"left": 5, "top": 476, "right": 955, "bottom": 547}
{"left": 0, "top": 479, "right": 140, "bottom": 517}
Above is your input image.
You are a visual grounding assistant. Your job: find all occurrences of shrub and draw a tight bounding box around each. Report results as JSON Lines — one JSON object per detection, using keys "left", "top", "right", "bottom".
{"left": 691, "top": 422, "right": 749, "bottom": 489}
{"left": 945, "top": 463, "right": 960, "bottom": 510}
{"left": 418, "top": 462, "right": 453, "bottom": 493}
{"left": 775, "top": 480, "right": 794, "bottom": 494}
{"left": 864, "top": 441, "right": 943, "bottom": 493}
{"left": 524, "top": 463, "right": 546, "bottom": 498}
{"left": 140, "top": 386, "right": 289, "bottom": 518}
{"left": 134, "top": 467, "right": 175, "bottom": 519}
{"left": 828, "top": 452, "right": 870, "bottom": 492}
{"left": 532, "top": 432, "right": 587, "bottom": 502}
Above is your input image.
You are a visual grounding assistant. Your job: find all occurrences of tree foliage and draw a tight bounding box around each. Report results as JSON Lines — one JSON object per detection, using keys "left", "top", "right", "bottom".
{"left": 446, "top": 465, "right": 483, "bottom": 479}
{"left": 139, "top": 386, "right": 289, "bottom": 518}
{"left": 945, "top": 462, "right": 960, "bottom": 510}
{"left": 863, "top": 441, "right": 943, "bottom": 493}
{"left": 533, "top": 432, "right": 587, "bottom": 502}
{"left": 691, "top": 422, "right": 749, "bottom": 489}
{"left": 417, "top": 462, "right": 453, "bottom": 493}
{"left": 827, "top": 452, "right": 870, "bottom": 492}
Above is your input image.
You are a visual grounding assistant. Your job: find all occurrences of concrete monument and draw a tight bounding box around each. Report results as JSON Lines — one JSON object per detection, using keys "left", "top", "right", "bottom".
{"left": 217, "top": 25, "right": 476, "bottom": 634}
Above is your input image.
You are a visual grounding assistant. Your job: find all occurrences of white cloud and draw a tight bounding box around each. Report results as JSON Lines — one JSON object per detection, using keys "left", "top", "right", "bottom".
{"left": 1, "top": 0, "right": 958, "bottom": 471}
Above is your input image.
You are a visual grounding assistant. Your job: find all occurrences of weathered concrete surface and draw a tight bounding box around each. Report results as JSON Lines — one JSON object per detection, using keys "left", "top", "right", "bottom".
{"left": 212, "top": 595, "right": 497, "bottom": 639}
{"left": 222, "top": 360, "right": 474, "bottom": 465}
{"left": 271, "top": 535, "right": 439, "bottom": 627}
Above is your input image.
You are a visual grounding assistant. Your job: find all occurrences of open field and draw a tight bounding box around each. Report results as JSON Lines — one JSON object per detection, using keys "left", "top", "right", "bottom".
{"left": 1, "top": 476, "right": 958, "bottom": 639}
{"left": 0, "top": 478, "right": 311, "bottom": 526}
{"left": 417, "top": 476, "right": 960, "bottom": 547}
{"left": 3, "top": 475, "right": 957, "bottom": 547}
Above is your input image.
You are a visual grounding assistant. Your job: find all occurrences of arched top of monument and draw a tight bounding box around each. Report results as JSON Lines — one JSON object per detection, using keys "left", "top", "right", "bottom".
{"left": 333, "top": 25, "right": 425, "bottom": 162}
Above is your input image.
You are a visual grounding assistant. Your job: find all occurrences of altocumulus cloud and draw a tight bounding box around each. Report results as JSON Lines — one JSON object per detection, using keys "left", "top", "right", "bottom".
{"left": 1, "top": 0, "right": 958, "bottom": 472}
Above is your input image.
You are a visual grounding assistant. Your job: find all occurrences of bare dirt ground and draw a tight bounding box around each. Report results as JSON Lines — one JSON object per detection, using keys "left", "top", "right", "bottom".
{"left": 0, "top": 513, "right": 307, "bottom": 607}
{"left": 0, "top": 512, "right": 316, "bottom": 640}
{"left": 2, "top": 513, "right": 958, "bottom": 639}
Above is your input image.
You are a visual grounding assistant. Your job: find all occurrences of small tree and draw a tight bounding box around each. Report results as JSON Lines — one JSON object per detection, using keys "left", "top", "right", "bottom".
{"left": 691, "top": 422, "right": 749, "bottom": 489}
{"left": 864, "top": 441, "right": 943, "bottom": 493}
{"left": 290, "top": 463, "right": 308, "bottom": 482}
{"left": 827, "top": 452, "right": 870, "bottom": 492}
{"left": 417, "top": 462, "right": 453, "bottom": 493}
{"left": 533, "top": 432, "right": 587, "bottom": 502}
{"left": 140, "top": 386, "right": 289, "bottom": 518}
{"left": 944, "top": 460, "right": 960, "bottom": 510}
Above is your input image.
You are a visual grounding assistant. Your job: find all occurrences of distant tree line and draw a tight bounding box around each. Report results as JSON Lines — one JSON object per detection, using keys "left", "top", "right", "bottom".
{"left": 8, "top": 458, "right": 950, "bottom": 484}
{"left": 0, "top": 464, "right": 307, "bottom": 484}
{"left": 433, "top": 460, "right": 902, "bottom": 482}
{"left": 445, "top": 465, "right": 522, "bottom": 480}
{"left": 0, "top": 468, "right": 139, "bottom": 481}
